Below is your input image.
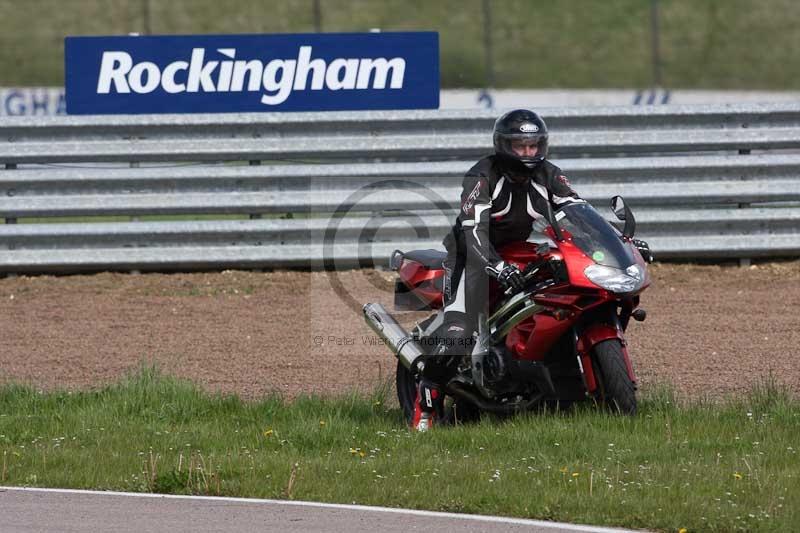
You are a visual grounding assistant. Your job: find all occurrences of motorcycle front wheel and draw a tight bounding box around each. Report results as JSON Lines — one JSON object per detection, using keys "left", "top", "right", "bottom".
{"left": 592, "top": 339, "right": 637, "bottom": 415}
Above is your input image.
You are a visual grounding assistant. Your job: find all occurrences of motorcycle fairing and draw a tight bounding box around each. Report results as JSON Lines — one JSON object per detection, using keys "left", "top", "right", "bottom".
{"left": 393, "top": 252, "right": 445, "bottom": 310}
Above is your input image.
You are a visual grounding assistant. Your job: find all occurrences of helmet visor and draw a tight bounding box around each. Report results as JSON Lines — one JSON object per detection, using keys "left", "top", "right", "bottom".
{"left": 498, "top": 133, "right": 548, "bottom": 160}
{"left": 509, "top": 138, "right": 540, "bottom": 158}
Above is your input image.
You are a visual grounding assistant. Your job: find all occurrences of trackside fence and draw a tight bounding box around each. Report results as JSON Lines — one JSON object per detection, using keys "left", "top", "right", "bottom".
{"left": 1, "top": 103, "right": 799, "bottom": 273}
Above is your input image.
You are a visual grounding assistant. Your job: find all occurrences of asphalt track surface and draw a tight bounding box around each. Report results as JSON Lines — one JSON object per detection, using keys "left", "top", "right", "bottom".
{"left": 0, "top": 487, "right": 645, "bottom": 533}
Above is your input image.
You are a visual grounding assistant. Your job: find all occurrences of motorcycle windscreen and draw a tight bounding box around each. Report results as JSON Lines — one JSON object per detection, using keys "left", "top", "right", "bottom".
{"left": 555, "top": 203, "right": 636, "bottom": 269}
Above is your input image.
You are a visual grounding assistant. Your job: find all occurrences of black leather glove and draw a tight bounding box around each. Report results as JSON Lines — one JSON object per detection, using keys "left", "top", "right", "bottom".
{"left": 493, "top": 263, "right": 525, "bottom": 292}
{"left": 632, "top": 239, "right": 654, "bottom": 263}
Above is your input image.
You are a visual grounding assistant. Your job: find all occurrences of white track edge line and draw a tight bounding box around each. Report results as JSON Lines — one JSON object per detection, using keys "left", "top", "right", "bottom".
{"left": 0, "top": 486, "right": 644, "bottom": 533}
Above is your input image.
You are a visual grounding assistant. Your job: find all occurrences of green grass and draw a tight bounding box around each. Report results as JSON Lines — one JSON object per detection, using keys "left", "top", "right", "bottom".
{"left": 1, "top": 368, "right": 798, "bottom": 532}
{"left": 1, "top": 0, "right": 800, "bottom": 89}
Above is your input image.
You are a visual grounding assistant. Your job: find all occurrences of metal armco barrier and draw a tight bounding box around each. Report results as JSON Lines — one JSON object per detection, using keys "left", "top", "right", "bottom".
{"left": 1, "top": 102, "right": 799, "bottom": 273}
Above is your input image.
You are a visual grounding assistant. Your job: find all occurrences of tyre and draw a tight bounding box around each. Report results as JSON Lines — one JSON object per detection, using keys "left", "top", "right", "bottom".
{"left": 395, "top": 361, "right": 480, "bottom": 426}
{"left": 592, "top": 339, "right": 637, "bottom": 415}
{"left": 395, "top": 360, "right": 418, "bottom": 424}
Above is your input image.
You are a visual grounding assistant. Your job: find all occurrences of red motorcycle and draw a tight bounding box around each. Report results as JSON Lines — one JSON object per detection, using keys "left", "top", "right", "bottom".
{"left": 364, "top": 196, "right": 651, "bottom": 423}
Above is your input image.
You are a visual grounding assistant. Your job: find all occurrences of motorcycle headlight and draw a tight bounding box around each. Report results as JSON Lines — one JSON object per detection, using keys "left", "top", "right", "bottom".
{"left": 584, "top": 264, "right": 645, "bottom": 293}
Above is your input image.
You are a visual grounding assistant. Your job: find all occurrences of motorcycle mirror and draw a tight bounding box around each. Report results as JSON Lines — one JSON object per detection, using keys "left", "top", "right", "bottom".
{"left": 611, "top": 196, "right": 636, "bottom": 238}
{"left": 611, "top": 196, "right": 626, "bottom": 221}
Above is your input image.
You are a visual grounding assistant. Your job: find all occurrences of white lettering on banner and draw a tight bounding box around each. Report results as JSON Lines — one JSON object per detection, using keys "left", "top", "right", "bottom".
{"left": 216, "top": 49, "right": 236, "bottom": 91}
{"left": 186, "top": 48, "right": 217, "bottom": 92}
{"left": 325, "top": 58, "right": 359, "bottom": 91}
{"left": 128, "top": 61, "right": 160, "bottom": 93}
{"left": 356, "top": 58, "right": 406, "bottom": 89}
{"left": 231, "top": 60, "right": 263, "bottom": 92}
{"left": 94, "top": 46, "right": 407, "bottom": 105}
{"left": 260, "top": 58, "right": 296, "bottom": 105}
{"left": 293, "top": 46, "right": 325, "bottom": 90}
{"left": 97, "top": 51, "right": 133, "bottom": 93}
{"left": 162, "top": 61, "right": 188, "bottom": 93}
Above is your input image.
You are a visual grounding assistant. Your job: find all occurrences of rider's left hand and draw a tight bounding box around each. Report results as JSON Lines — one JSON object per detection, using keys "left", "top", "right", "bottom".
{"left": 491, "top": 262, "right": 526, "bottom": 292}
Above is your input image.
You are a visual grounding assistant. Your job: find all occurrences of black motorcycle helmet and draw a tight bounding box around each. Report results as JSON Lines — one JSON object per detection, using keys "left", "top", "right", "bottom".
{"left": 493, "top": 109, "right": 549, "bottom": 170}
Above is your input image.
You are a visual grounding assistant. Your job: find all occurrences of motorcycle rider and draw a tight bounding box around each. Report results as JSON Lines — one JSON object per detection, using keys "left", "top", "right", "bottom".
{"left": 411, "top": 109, "right": 584, "bottom": 431}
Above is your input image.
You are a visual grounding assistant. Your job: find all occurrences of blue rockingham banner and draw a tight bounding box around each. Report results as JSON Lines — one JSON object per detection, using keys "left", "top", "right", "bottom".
{"left": 65, "top": 32, "right": 439, "bottom": 114}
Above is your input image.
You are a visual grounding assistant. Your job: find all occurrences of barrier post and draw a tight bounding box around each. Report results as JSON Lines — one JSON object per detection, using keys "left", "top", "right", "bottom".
{"left": 4, "top": 163, "right": 17, "bottom": 224}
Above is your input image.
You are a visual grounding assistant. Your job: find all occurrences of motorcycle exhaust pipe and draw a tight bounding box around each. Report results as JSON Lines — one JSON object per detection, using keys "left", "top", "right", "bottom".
{"left": 363, "top": 303, "right": 425, "bottom": 373}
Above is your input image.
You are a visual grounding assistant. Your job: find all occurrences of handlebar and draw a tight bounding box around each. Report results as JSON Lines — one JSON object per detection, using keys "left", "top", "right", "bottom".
{"left": 501, "top": 257, "right": 563, "bottom": 296}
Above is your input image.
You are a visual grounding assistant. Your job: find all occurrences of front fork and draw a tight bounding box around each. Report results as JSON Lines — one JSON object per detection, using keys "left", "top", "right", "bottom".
{"left": 574, "top": 308, "right": 636, "bottom": 395}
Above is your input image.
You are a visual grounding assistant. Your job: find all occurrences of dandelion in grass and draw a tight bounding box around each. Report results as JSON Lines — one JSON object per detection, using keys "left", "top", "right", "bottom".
{"left": 733, "top": 472, "right": 743, "bottom": 480}
{"left": 319, "top": 420, "right": 326, "bottom": 427}
{"left": 263, "top": 429, "right": 274, "bottom": 438}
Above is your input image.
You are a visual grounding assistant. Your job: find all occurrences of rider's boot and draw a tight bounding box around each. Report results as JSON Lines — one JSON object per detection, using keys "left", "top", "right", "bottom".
{"left": 411, "top": 379, "right": 443, "bottom": 432}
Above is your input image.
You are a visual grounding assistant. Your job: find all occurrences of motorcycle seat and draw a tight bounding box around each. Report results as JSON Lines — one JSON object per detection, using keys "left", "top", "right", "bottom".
{"left": 400, "top": 249, "right": 447, "bottom": 269}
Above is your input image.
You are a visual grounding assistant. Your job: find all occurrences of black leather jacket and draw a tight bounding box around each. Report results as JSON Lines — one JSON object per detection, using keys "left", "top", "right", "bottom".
{"left": 443, "top": 155, "right": 582, "bottom": 269}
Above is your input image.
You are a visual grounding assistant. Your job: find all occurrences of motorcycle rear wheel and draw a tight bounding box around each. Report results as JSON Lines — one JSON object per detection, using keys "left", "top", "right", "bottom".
{"left": 395, "top": 360, "right": 419, "bottom": 424}
{"left": 395, "top": 361, "right": 479, "bottom": 426}
{"left": 592, "top": 339, "right": 637, "bottom": 415}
